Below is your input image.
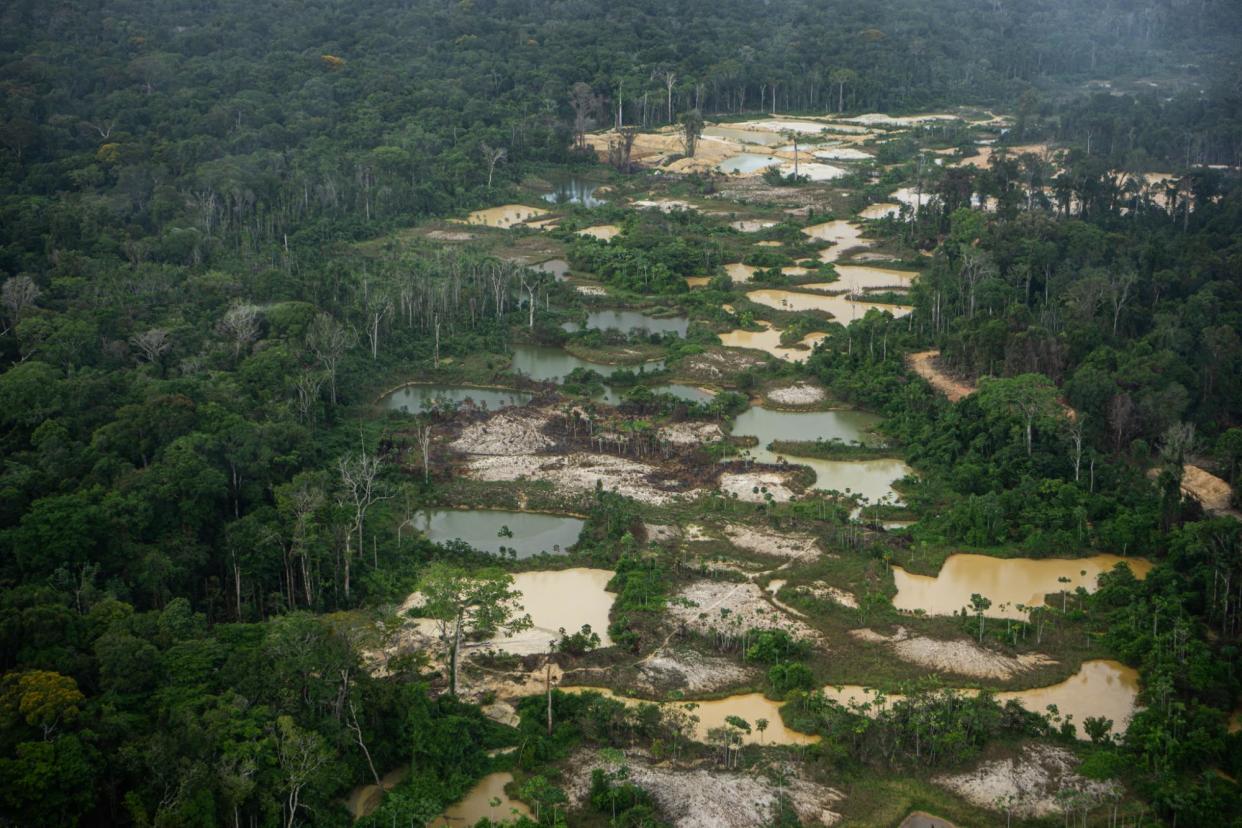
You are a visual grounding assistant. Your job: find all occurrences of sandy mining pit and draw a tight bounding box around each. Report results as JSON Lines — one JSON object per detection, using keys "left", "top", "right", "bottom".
{"left": 934, "top": 743, "right": 1118, "bottom": 819}
{"left": 765, "top": 382, "right": 828, "bottom": 406}
{"left": 668, "top": 580, "right": 822, "bottom": 643}
{"left": 722, "top": 522, "right": 823, "bottom": 560}
{"left": 850, "top": 627, "right": 1055, "bottom": 680}
{"left": 563, "top": 749, "right": 846, "bottom": 828}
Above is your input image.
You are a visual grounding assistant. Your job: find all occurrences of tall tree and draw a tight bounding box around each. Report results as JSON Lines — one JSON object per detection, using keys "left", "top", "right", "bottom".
{"left": 415, "top": 565, "right": 531, "bottom": 695}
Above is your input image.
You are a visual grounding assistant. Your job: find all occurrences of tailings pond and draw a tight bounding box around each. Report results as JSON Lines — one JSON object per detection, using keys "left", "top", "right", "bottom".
{"left": 564, "top": 688, "right": 818, "bottom": 746}
{"left": 414, "top": 509, "right": 584, "bottom": 559}
{"left": 561, "top": 309, "right": 690, "bottom": 337}
{"left": 382, "top": 384, "right": 533, "bottom": 413}
{"left": 729, "top": 405, "right": 910, "bottom": 502}
{"left": 891, "top": 553, "right": 1153, "bottom": 618}
{"left": 820, "top": 659, "right": 1140, "bottom": 739}
{"left": 428, "top": 773, "right": 531, "bottom": 827}
{"left": 509, "top": 344, "right": 664, "bottom": 382}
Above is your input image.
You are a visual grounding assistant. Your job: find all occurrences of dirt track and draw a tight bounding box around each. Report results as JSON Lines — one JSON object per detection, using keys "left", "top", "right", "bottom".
{"left": 1180, "top": 464, "right": 1241, "bottom": 520}
{"left": 906, "top": 350, "right": 976, "bottom": 402}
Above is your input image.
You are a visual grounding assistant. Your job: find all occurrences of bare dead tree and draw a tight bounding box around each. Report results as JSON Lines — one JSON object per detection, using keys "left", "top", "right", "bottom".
{"left": 568, "top": 82, "right": 600, "bottom": 150}
{"left": 416, "top": 422, "right": 433, "bottom": 482}
{"left": 1106, "top": 268, "right": 1136, "bottom": 337}
{"left": 607, "top": 127, "right": 639, "bottom": 172}
{"left": 292, "top": 369, "right": 326, "bottom": 425}
{"left": 481, "top": 143, "right": 507, "bottom": 189}
{"left": 130, "top": 328, "right": 171, "bottom": 365}
{"left": 655, "top": 68, "right": 677, "bottom": 122}
{"left": 518, "top": 269, "right": 548, "bottom": 328}
{"left": 85, "top": 118, "right": 117, "bottom": 139}
{"left": 365, "top": 294, "right": 392, "bottom": 360}
{"left": 219, "top": 301, "right": 261, "bottom": 359}
{"left": 1, "top": 275, "right": 41, "bottom": 331}
{"left": 337, "top": 447, "right": 389, "bottom": 599}
{"left": 306, "top": 313, "right": 353, "bottom": 406}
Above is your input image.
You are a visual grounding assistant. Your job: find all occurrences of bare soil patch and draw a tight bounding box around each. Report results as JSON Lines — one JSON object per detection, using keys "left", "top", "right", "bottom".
{"left": 907, "top": 350, "right": 976, "bottom": 402}
{"left": 573, "top": 646, "right": 756, "bottom": 697}
{"left": 669, "top": 580, "right": 822, "bottom": 642}
{"left": 450, "top": 408, "right": 556, "bottom": 455}
{"left": 564, "top": 749, "right": 845, "bottom": 828}
{"left": 802, "top": 582, "right": 858, "bottom": 609}
{"left": 719, "top": 470, "right": 798, "bottom": 502}
{"left": 678, "top": 349, "right": 768, "bottom": 382}
{"left": 659, "top": 421, "right": 725, "bottom": 446}
{"left": 723, "top": 523, "right": 822, "bottom": 560}
{"left": 426, "top": 229, "right": 477, "bottom": 241}
{"left": 934, "top": 743, "right": 1118, "bottom": 819}
{"left": 463, "top": 452, "right": 700, "bottom": 505}
{"left": 765, "top": 382, "right": 828, "bottom": 406}
{"left": 850, "top": 627, "right": 1055, "bottom": 680}
{"left": 1179, "top": 464, "right": 1241, "bottom": 519}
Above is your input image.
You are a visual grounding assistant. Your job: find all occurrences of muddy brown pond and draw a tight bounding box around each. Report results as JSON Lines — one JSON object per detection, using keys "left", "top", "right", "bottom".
{"left": 820, "top": 660, "right": 1140, "bottom": 739}
{"left": 891, "top": 553, "right": 1153, "bottom": 618}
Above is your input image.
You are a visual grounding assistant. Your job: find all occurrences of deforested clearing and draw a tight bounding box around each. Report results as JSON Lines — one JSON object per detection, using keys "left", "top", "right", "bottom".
{"left": 850, "top": 627, "right": 1056, "bottom": 680}
{"left": 723, "top": 522, "right": 822, "bottom": 559}
{"left": 463, "top": 452, "right": 700, "bottom": 504}
{"left": 564, "top": 750, "right": 846, "bottom": 828}
{"left": 450, "top": 408, "right": 556, "bottom": 455}
{"left": 668, "top": 580, "right": 823, "bottom": 642}
{"left": 935, "top": 743, "right": 1119, "bottom": 818}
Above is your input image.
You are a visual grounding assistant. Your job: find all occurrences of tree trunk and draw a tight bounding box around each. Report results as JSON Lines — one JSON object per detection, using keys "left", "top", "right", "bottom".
{"left": 452, "top": 612, "right": 463, "bottom": 695}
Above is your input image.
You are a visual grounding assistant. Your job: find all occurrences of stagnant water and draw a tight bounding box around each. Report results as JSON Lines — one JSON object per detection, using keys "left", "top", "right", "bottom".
{"left": 381, "top": 384, "right": 533, "bottom": 413}
{"left": 858, "top": 202, "right": 902, "bottom": 220}
{"left": 727, "top": 404, "right": 909, "bottom": 503}
{"left": 702, "top": 125, "right": 786, "bottom": 146}
{"left": 649, "top": 383, "right": 717, "bottom": 403}
{"left": 428, "top": 772, "right": 531, "bottom": 827}
{"left": 413, "top": 509, "right": 584, "bottom": 559}
{"left": 732, "top": 405, "right": 882, "bottom": 446}
{"left": 833, "top": 264, "right": 918, "bottom": 292}
{"left": 563, "top": 688, "right": 819, "bottom": 746}
{"left": 491, "top": 568, "right": 616, "bottom": 655}
{"left": 533, "top": 258, "right": 571, "bottom": 280}
{"left": 542, "top": 176, "right": 606, "bottom": 208}
{"left": 746, "top": 288, "right": 914, "bottom": 321}
{"left": 719, "top": 153, "right": 784, "bottom": 174}
{"left": 891, "top": 553, "right": 1153, "bottom": 618}
{"left": 561, "top": 309, "right": 690, "bottom": 337}
{"left": 802, "top": 220, "right": 871, "bottom": 262}
{"left": 464, "top": 204, "right": 549, "bottom": 228}
{"left": 508, "top": 343, "right": 665, "bottom": 383}
{"left": 820, "top": 659, "right": 1139, "bottom": 739}
{"left": 717, "top": 322, "right": 827, "bottom": 363}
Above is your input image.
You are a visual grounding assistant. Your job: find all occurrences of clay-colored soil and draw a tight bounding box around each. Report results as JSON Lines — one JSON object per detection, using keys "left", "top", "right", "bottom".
{"left": 851, "top": 627, "right": 1055, "bottom": 680}
{"left": 935, "top": 743, "right": 1118, "bottom": 818}
{"left": 1180, "top": 464, "right": 1241, "bottom": 519}
{"left": 907, "top": 350, "right": 976, "bottom": 402}
{"left": 565, "top": 749, "right": 845, "bottom": 828}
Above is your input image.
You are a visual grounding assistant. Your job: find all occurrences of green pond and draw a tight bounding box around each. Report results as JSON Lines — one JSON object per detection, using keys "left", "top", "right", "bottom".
{"left": 414, "top": 510, "right": 584, "bottom": 558}
{"left": 729, "top": 405, "right": 910, "bottom": 503}
{"left": 509, "top": 344, "right": 664, "bottom": 383}
{"left": 561, "top": 309, "right": 689, "bottom": 337}
{"left": 382, "top": 384, "right": 533, "bottom": 413}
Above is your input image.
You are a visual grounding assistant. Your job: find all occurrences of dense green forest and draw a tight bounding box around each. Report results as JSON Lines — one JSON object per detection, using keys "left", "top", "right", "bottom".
{"left": 2, "top": 0, "right": 1241, "bottom": 826}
